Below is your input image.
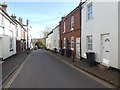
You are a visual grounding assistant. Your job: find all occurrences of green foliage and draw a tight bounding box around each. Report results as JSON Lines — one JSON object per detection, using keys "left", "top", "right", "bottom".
{"left": 35, "top": 40, "right": 45, "bottom": 49}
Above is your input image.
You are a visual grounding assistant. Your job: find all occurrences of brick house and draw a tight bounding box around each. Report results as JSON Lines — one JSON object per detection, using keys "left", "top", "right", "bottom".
{"left": 59, "top": 6, "right": 80, "bottom": 59}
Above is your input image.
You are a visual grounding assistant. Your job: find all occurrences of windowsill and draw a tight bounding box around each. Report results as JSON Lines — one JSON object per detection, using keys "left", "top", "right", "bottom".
{"left": 70, "top": 28, "right": 74, "bottom": 31}
{"left": 10, "top": 49, "right": 14, "bottom": 52}
{"left": 86, "top": 17, "right": 94, "bottom": 22}
{"left": 71, "top": 48, "right": 74, "bottom": 50}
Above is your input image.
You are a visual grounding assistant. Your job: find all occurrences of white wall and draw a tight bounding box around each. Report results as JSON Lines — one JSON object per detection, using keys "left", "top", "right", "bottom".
{"left": 82, "top": 1, "right": 119, "bottom": 68}
{"left": 118, "top": 1, "right": 120, "bottom": 69}
{"left": 53, "top": 26, "right": 60, "bottom": 52}
{"left": 0, "top": 10, "right": 17, "bottom": 59}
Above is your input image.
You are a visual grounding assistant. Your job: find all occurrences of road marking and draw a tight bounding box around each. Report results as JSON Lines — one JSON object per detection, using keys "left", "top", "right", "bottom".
{"left": 45, "top": 50, "right": 115, "bottom": 88}
{"left": 4, "top": 52, "right": 33, "bottom": 89}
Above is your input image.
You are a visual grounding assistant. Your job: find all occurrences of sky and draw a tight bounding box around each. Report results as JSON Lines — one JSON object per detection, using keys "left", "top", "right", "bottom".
{"left": 3, "top": 1, "right": 80, "bottom": 38}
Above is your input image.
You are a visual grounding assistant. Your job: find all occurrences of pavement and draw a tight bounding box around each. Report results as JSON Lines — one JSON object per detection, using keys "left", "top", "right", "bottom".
{"left": 2, "top": 49, "right": 120, "bottom": 88}
{"left": 47, "top": 49, "right": 120, "bottom": 88}
{"left": 2, "top": 50, "right": 33, "bottom": 83}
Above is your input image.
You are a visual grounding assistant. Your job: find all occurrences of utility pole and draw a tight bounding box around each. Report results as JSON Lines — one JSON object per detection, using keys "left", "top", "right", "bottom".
{"left": 26, "top": 19, "right": 29, "bottom": 50}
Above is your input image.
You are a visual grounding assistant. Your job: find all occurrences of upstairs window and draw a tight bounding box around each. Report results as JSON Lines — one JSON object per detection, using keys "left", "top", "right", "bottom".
{"left": 71, "top": 16, "right": 74, "bottom": 30}
{"left": 0, "top": 14, "right": 4, "bottom": 28}
{"left": 63, "top": 21, "right": 66, "bottom": 33}
{"left": 87, "top": 3, "right": 93, "bottom": 20}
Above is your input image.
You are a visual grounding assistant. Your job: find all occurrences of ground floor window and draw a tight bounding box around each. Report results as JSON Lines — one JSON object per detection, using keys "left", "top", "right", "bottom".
{"left": 87, "top": 35, "right": 92, "bottom": 51}
{"left": 71, "top": 36, "right": 74, "bottom": 50}
{"left": 10, "top": 38, "right": 14, "bottom": 51}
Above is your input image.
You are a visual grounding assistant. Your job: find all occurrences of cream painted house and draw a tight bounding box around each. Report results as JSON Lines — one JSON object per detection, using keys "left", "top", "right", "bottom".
{"left": 0, "top": 5, "right": 17, "bottom": 60}
{"left": 81, "top": 0, "right": 119, "bottom": 69}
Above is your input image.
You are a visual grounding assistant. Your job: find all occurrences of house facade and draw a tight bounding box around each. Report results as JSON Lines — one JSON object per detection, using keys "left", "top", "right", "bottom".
{"left": 59, "top": 6, "right": 80, "bottom": 59}
{"left": 53, "top": 25, "right": 60, "bottom": 52}
{"left": 0, "top": 4, "right": 17, "bottom": 60}
{"left": 11, "top": 16, "right": 27, "bottom": 53}
{"left": 81, "top": 1, "right": 119, "bottom": 69}
{"left": 46, "top": 31, "right": 53, "bottom": 51}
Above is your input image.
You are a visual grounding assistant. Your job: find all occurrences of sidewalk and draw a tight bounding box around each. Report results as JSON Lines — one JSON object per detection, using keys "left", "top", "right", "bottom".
{"left": 47, "top": 50, "right": 120, "bottom": 88}
{"left": 2, "top": 50, "right": 33, "bottom": 83}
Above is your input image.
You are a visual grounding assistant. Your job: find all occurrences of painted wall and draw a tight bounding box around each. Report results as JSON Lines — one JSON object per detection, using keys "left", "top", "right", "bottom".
{"left": 53, "top": 26, "right": 60, "bottom": 52}
{"left": 81, "top": 1, "right": 119, "bottom": 69}
{"left": 118, "top": 1, "right": 120, "bottom": 69}
{"left": 0, "top": 10, "right": 16, "bottom": 59}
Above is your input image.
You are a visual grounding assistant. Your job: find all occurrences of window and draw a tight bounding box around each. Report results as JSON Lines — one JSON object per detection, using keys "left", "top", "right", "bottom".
{"left": 71, "top": 16, "right": 74, "bottom": 30}
{"left": 9, "top": 22, "right": 12, "bottom": 31}
{"left": 0, "top": 14, "right": 4, "bottom": 28}
{"left": 10, "top": 38, "right": 13, "bottom": 51}
{"left": 87, "top": 36, "right": 92, "bottom": 50}
{"left": 71, "top": 36, "right": 74, "bottom": 50}
{"left": 63, "top": 38, "right": 66, "bottom": 49}
{"left": 87, "top": 3, "right": 93, "bottom": 20}
{"left": 63, "top": 22, "right": 66, "bottom": 33}
{"left": 16, "top": 26, "right": 18, "bottom": 37}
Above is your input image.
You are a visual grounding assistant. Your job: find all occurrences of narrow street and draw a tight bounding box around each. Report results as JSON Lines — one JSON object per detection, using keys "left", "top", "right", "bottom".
{"left": 3, "top": 50, "right": 108, "bottom": 88}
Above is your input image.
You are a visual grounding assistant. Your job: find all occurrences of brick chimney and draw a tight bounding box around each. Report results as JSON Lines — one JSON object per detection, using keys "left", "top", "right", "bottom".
{"left": 11, "top": 14, "right": 17, "bottom": 20}
{"left": 0, "top": 2, "right": 7, "bottom": 12}
{"left": 18, "top": 17, "right": 23, "bottom": 25}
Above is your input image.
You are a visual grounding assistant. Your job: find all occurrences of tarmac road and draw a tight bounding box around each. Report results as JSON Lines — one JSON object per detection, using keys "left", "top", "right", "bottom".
{"left": 3, "top": 49, "right": 108, "bottom": 88}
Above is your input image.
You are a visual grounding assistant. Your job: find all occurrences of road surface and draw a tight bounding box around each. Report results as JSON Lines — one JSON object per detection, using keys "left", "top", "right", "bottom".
{"left": 3, "top": 50, "right": 109, "bottom": 88}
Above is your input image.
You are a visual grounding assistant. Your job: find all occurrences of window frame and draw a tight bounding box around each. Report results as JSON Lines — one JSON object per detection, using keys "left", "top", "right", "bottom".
{"left": 87, "top": 35, "right": 92, "bottom": 51}
{"left": 87, "top": 2, "right": 93, "bottom": 20}
{"left": 10, "top": 38, "right": 14, "bottom": 52}
{"left": 71, "top": 36, "right": 74, "bottom": 50}
{"left": 70, "top": 16, "right": 74, "bottom": 30}
{"left": 63, "top": 21, "right": 66, "bottom": 33}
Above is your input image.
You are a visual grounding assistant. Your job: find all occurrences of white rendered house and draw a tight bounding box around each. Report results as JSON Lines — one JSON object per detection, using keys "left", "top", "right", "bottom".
{"left": 53, "top": 25, "right": 60, "bottom": 52}
{"left": 0, "top": 5, "right": 17, "bottom": 60}
{"left": 81, "top": 0, "right": 119, "bottom": 69}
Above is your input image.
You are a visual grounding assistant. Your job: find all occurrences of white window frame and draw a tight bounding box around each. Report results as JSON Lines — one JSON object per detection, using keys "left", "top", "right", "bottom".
{"left": 10, "top": 38, "right": 14, "bottom": 51}
{"left": 0, "top": 14, "right": 4, "bottom": 28}
{"left": 87, "top": 36, "right": 92, "bottom": 51}
{"left": 71, "top": 36, "right": 74, "bottom": 50}
{"left": 63, "top": 38, "right": 66, "bottom": 49}
{"left": 71, "top": 16, "right": 74, "bottom": 30}
{"left": 87, "top": 2, "right": 93, "bottom": 20}
{"left": 63, "top": 21, "right": 66, "bottom": 33}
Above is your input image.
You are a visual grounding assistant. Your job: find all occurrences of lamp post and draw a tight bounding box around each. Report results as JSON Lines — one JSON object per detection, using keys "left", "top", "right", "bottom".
{"left": 26, "top": 19, "right": 29, "bottom": 50}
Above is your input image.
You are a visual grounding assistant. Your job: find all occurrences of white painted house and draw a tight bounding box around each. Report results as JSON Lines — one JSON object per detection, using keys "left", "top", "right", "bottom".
{"left": 0, "top": 5, "right": 17, "bottom": 60}
{"left": 46, "top": 31, "right": 54, "bottom": 51}
{"left": 81, "top": 0, "right": 120, "bottom": 69}
{"left": 53, "top": 25, "right": 60, "bottom": 52}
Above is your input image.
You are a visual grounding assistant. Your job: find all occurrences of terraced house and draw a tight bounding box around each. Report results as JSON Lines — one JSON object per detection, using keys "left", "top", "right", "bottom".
{"left": 81, "top": 0, "right": 120, "bottom": 69}
{"left": 0, "top": 3, "right": 17, "bottom": 60}
{"left": 59, "top": 6, "right": 80, "bottom": 59}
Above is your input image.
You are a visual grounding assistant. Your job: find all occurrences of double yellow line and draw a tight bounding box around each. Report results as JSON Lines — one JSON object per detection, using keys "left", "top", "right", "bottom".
{"left": 4, "top": 52, "right": 33, "bottom": 89}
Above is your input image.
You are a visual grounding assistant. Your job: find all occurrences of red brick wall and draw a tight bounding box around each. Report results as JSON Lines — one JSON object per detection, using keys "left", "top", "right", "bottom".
{"left": 59, "top": 6, "right": 80, "bottom": 57}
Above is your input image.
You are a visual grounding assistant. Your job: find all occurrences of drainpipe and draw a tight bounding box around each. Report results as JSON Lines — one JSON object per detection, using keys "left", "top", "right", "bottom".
{"left": 79, "top": 0, "right": 87, "bottom": 59}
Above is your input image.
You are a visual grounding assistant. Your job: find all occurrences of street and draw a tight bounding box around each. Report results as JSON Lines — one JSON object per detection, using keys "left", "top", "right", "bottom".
{"left": 3, "top": 50, "right": 108, "bottom": 88}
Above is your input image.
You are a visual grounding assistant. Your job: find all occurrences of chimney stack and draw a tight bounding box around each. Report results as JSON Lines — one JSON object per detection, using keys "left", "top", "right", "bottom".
{"left": 0, "top": 2, "right": 7, "bottom": 12}
{"left": 18, "top": 17, "right": 23, "bottom": 25}
{"left": 11, "top": 14, "right": 17, "bottom": 20}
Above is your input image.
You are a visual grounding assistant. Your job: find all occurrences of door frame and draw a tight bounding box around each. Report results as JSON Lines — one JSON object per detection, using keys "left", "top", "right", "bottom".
{"left": 101, "top": 33, "right": 110, "bottom": 67}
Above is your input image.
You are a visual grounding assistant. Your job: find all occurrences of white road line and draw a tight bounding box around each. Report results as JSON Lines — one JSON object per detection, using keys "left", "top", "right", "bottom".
{"left": 4, "top": 52, "right": 33, "bottom": 89}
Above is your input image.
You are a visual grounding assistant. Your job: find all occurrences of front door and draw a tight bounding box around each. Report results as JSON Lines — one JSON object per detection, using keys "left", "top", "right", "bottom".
{"left": 76, "top": 38, "right": 80, "bottom": 59}
{"left": 101, "top": 34, "right": 110, "bottom": 67}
